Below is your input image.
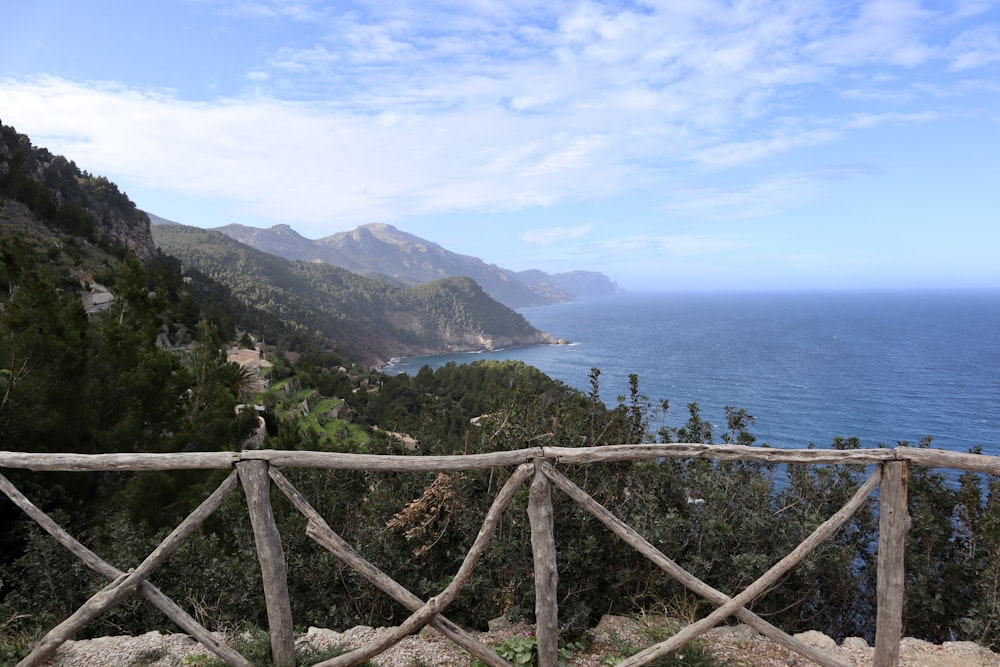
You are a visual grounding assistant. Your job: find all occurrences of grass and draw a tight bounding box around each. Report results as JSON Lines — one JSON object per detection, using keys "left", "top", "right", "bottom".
{"left": 0, "top": 614, "right": 36, "bottom": 667}
{"left": 601, "top": 617, "right": 723, "bottom": 667}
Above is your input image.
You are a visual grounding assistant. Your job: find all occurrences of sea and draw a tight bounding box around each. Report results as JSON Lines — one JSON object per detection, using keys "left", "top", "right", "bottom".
{"left": 383, "top": 290, "right": 1000, "bottom": 457}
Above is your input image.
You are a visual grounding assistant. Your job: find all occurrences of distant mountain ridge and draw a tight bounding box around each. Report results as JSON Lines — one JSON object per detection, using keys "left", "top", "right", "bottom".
{"left": 152, "top": 223, "right": 562, "bottom": 367}
{"left": 209, "top": 222, "right": 621, "bottom": 309}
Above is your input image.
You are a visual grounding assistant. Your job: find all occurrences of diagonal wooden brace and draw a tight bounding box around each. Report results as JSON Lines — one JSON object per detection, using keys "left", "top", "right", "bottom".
{"left": 540, "top": 460, "right": 878, "bottom": 667}
{"left": 617, "top": 464, "right": 879, "bottom": 666}
{"left": 269, "top": 465, "right": 532, "bottom": 667}
{"left": 13, "top": 470, "right": 240, "bottom": 667}
{"left": 0, "top": 471, "right": 249, "bottom": 666}
{"left": 310, "top": 463, "right": 534, "bottom": 667}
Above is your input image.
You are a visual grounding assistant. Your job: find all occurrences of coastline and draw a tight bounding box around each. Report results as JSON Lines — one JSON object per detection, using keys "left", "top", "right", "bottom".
{"left": 376, "top": 338, "right": 572, "bottom": 373}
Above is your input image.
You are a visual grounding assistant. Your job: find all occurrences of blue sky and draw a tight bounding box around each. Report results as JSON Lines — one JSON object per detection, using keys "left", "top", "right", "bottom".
{"left": 2, "top": 0, "right": 999, "bottom": 291}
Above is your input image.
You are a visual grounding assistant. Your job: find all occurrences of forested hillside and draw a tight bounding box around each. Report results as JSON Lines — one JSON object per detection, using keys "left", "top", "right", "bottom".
{"left": 153, "top": 223, "right": 559, "bottom": 367}
{"left": 0, "top": 121, "right": 154, "bottom": 261}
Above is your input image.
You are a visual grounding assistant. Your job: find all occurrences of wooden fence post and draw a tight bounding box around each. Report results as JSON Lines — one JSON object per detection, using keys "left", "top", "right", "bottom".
{"left": 874, "top": 460, "right": 910, "bottom": 667}
{"left": 529, "top": 460, "right": 559, "bottom": 667}
{"left": 237, "top": 460, "right": 296, "bottom": 667}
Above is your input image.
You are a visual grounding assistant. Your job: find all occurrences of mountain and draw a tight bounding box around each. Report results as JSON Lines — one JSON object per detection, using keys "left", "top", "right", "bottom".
{"left": 0, "top": 122, "right": 155, "bottom": 261}
{"left": 0, "top": 120, "right": 564, "bottom": 369}
{"left": 210, "top": 222, "right": 621, "bottom": 309}
{"left": 152, "top": 224, "right": 562, "bottom": 367}
{"left": 517, "top": 268, "right": 622, "bottom": 301}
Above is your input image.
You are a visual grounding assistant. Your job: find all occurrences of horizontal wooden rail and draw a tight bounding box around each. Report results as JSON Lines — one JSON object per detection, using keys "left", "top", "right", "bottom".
{"left": 2, "top": 443, "right": 998, "bottom": 667}
{"left": 3, "top": 443, "right": 999, "bottom": 473}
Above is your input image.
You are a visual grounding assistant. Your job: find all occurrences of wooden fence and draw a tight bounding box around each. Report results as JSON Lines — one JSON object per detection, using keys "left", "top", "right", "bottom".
{"left": 2, "top": 443, "right": 1000, "bottom": 667}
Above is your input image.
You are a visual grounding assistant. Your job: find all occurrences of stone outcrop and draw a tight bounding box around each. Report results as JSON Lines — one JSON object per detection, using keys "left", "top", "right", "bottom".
{"left": 0, "top": 121, "right": 156, "bottom": 263}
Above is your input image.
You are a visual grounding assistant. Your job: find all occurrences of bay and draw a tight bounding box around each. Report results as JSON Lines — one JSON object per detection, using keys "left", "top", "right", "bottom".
{"left": 384, "top": 290, "right": 1000, "bottom": 456}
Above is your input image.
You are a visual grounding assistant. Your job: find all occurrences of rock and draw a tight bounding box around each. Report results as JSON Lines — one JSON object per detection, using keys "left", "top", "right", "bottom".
{"left": 341, "top": 625, "right": 376, "bottom": 643}
{"left": 488, "top": 616, "right": 516, "bottom": 632}
{"left": 842, "top": 636, "right": 869, "bottom": 649}
{"left": 707, "top": 624, "right": 759, "bottom": 645}
{"left": 594, "top": 614, "right": 643, "bottom": 636}
{"left": 901, "top": 636, "right": 935, "bottom": 651}
{"left": 297, "top": 626, "right": 344, "bottom": 651}
{"left": 793, "top": 630, "right": 837, "bottom": 651}
{"left": 944, "top": 640, "right": 988, "bottom": 652}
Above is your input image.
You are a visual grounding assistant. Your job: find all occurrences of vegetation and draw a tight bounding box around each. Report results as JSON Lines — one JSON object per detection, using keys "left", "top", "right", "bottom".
{"left": 214, "top": 222, "right": 577, "bottom": 309}
{"left": 602, "top": 618, "right": 721, "bottom": 667}
{"left": 152, "top": 223, "right": 553, "bottom": 367}
{"left": 3, "top": 119, "right": 1000, "bottom": 664}
{"left": 0, "top": 121, "right": 150, "bottom": 259}
{"left": 188, "top": 626, "right": 366, "bottom": 667}
{"left": 471, "top": 630, "right": 587, "bottom": 667}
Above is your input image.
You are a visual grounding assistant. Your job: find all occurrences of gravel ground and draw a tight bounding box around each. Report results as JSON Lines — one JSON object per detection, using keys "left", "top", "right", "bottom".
{"left": 46, "top": 616, "right": 1000, "bottom": 667}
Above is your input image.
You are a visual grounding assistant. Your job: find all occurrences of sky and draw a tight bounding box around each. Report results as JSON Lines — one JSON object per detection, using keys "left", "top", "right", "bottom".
{"left": 1, "top": 0, "right": 999, "bottom": 291}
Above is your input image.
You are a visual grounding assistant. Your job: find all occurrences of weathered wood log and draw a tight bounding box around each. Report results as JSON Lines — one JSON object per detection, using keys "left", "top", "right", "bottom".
{"left": 874, "top": 461, "right": 910, "bottom": 667}
{"left": 269, "top": 466, "right": 526, "bottom": 667}
{"left": 540, "top": 461, "right": 868, "bottom": 667}
{"left": 0, "top": 449, "right": 537, "bottom": 472}
{"left": 313, "top": 464, "right": 533, "bottom": 667}
{"left": 541, "top": 443, "right": 898, "bottom": 465}
{"left": 896, "top": 446, "right": 1000, "bottom": 474}
{"left": 614, "top": 464, "right": 880, "bottom": 667}
{"left": 529, "top": 461, "right": 559, "bottom": 667}
{"left": 2, "top": 443, "right": 993, "bottom": 667}
{"left": 2, "top": 444, "right": 995, "bottom": 473}
{"left": 17, "top": 471, "right": 239, "bottom": 667}
{"left": 0, "top": 450, "right": 241, "bottom": 471}
{"left": 237, "top": 460, "right": 296, "bottom": 667}
{"left": 0, "top": 472, "right": 250, "bottom": 667}
{"left": 244, "top": 448, "right": 541, "bottom": 471}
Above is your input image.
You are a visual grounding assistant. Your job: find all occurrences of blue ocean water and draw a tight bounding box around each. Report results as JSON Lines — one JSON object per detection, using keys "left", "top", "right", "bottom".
{"left": 384, "top": 290, "right": 1000, "bottom": 456}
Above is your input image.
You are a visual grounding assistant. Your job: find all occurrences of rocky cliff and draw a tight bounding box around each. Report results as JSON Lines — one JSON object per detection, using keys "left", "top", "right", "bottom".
{"left": 0, "top": 121, "right": 155, "bottom": 262}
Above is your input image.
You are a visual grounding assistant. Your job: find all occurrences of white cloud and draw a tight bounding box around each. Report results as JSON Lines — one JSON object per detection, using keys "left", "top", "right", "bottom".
{"left": 2, "top": 1, "right": 994, "bottom": 234}
{"left": 692, "top": 130, "right": 842, "bottom": 168}
{"left": 601, "top": 234, "right": 753, "bottom": 257}
{"left": 662, "top": 176, "right": 823, "bottom": 222}
{"left": 522, "top": 224, "right": 595, "bottom": 246}
{"left": 806, "top": 0, "right": 938, "bottom": 67}
{"left": 0, "top": 77, "right": 639, "bottom": 228}
{"left": 948, "top": 25, "right": 1000, "bottom": 70}
{"left": 845, "top": 110, "right": 940, "bottom": 128}
{"left": 203, "top": 0, "right": 325, "bottom": 21}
